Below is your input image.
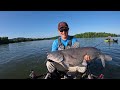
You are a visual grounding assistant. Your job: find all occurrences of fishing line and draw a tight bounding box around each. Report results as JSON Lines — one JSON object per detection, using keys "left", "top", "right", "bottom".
{"left": 94, "top": 41, "right": 105, "bottom": 48}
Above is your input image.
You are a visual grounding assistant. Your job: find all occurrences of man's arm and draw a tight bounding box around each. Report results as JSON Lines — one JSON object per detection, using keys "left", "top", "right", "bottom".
{"left": 52, "top": 40, "right": 58, "bottom": 51}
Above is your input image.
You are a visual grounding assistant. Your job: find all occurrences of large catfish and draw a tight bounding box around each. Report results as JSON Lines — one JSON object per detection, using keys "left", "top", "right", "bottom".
{"left": 47, "top": 46, "right": 112, "bottom": 68}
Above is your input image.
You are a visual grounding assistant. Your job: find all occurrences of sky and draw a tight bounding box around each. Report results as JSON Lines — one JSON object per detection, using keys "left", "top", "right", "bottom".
{"left": 0, "top": 11, "right": 120, "bottom": 39}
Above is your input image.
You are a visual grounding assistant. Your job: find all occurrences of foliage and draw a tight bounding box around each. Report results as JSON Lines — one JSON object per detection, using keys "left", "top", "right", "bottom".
{"left": 0, "top": 32, "right": 119, "bottom": 45}
{"left": 74, "top": 32, "right": 118, "bottom": 38}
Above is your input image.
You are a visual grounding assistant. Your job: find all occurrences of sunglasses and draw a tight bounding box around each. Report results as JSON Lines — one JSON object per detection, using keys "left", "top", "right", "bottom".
{"left": 59, "top": 28, "right": 69, "bottom": 32}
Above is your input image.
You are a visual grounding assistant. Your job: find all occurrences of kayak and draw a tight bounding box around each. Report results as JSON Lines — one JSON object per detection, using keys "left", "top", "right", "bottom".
{"left": 104, "top": 39, "right": 118, "bottom": 43}
{"left": 104, "top": 40, "right": 113, "bottom": 42}
{"left": 27, "top": 69, "right": 104, "bottom": 79}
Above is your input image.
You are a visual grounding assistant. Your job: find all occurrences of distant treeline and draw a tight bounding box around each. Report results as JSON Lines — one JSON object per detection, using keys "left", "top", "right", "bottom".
{"left": 0, "top": 37, "right": 9, "bottom": 44}
{"left": 50, "top": 32, "right": 118, "bottom": 39}
{"left": 74, "top": 32, "right": 118, "bottom": 38}
{"left": 9, "top": 37, "right": 50, "bottom": 43}
{"left": 0, "top": 37, "right": 51, "bottom": 45}
{"left": 0, "top": 32, "right": 119, "bottom": 45}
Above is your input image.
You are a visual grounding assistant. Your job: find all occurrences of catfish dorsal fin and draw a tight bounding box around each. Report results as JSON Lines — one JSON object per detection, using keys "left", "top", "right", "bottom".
{"left": 71, "top": 42, "right": 80, "bottom": 48}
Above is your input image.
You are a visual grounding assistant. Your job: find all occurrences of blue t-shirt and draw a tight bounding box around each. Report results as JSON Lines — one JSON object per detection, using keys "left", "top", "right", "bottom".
{"left": 52, "top": 35, "right": 78, "bottom": 51}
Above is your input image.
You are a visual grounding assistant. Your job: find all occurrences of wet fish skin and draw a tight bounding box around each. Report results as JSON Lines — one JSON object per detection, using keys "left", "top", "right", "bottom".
{"left": 47, "top": 47, "right": 112, "bottom": 67}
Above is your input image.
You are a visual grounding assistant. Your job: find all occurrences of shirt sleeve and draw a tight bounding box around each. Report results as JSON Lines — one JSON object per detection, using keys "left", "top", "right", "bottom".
{"left": 72, "top": 37, "right": 78, "bottom": 45}
{"left": 52, "top": 40, "right": 58, "bottom": 51}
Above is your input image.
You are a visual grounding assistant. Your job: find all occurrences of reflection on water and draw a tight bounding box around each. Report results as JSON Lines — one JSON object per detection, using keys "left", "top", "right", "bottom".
{"left": 105, "top": 41, "right": 118, "bottom": 49}
{"left": 0, "top": 37, "right": 120, "bottom": 79}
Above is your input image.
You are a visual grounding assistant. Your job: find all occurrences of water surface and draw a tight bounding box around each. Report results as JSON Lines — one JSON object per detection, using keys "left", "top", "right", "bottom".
{"left": 0, "top": 37, "right": 120, "bottom": 79}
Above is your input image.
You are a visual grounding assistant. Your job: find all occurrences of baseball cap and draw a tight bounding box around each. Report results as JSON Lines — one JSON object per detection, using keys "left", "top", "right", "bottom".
{"left": 58, "top": 22, "right": 69, "bottom": 30}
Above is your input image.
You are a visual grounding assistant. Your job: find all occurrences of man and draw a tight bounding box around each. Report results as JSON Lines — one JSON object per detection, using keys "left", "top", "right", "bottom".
{"left": 52, "top": 22, "right": 78, "bottom": 51}
{"left": 45, "top": 21, "right": 91, "bottom": 79}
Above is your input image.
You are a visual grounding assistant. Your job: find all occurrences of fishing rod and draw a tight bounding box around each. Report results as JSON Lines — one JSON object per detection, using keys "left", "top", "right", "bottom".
{"left": 94, "top": 41, "right": 105, "bottom": 48}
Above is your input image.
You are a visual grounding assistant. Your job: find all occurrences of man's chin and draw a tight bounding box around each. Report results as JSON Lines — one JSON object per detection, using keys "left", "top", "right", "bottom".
{"left": 63, "top": 35, "right": 68, "bottom": 38}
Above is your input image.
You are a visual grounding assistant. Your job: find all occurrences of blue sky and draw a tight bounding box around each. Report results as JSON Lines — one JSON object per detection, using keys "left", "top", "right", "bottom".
{"left": 0, "top": 11, "right": 120, "bottom": 39}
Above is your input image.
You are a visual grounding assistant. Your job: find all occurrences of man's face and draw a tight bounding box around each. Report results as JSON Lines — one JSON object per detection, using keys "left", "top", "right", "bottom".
{"left": 58, "top": 22, "right": 69, "bottom": 39}
{"left": 58, "top": 28, "right": 69, "bottom": 39}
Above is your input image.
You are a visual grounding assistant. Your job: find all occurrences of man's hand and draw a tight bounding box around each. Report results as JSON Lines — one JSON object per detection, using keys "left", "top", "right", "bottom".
{"left": 84, "top": 55, "right": 91, "bottom": 61}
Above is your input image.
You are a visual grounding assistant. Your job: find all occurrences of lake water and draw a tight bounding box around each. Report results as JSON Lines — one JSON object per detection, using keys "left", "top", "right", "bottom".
{"left": 0, "top": 37, "right": 120, "bottom": 79}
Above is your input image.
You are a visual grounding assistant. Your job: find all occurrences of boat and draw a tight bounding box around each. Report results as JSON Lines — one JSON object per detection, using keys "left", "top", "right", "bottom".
{"left": 104, "top": 39, "right": 118, "bottom": 43}
{"left": 104, "top": 39, "right": 113, "bottom": 42}
{"left": 27, "top": 65, "right": 104, "bottom": 79}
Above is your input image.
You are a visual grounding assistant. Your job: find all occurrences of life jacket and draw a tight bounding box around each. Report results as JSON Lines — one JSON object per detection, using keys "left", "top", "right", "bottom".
{"left": 58, "top": 36, "right": 73, "bottom": 50}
